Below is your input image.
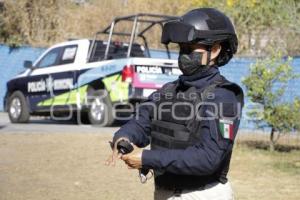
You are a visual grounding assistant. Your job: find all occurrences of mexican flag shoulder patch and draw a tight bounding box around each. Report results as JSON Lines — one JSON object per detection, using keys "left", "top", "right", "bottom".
{"left": 219, "top": 119, "right": 234, "bottom": 140}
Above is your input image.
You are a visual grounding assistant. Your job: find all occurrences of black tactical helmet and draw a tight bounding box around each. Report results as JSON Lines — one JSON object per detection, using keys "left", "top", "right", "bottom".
{"left": 161, "top": 8, "right": 238, "bottom": 66}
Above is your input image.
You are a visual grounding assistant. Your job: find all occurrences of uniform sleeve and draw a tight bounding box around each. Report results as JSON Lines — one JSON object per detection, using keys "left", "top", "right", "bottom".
{"left": 142, "top": 88, "right": 242, "bottom": 175}
{"left": 112, "top": 88, "right": 161, "bottom": 148}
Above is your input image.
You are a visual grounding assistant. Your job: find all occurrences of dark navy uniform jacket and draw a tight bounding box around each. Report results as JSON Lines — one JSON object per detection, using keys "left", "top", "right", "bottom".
{"left": 113, "top": 66, "right": 242, "bottom": 176}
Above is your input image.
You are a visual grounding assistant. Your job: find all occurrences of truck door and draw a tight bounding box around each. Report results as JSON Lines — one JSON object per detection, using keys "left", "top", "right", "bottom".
{"left": 28, "top": 45, "right": 78, "bottom": 114}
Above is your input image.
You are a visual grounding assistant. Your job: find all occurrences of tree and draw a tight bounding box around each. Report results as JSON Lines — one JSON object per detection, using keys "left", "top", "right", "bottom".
{"left": 242, "top": 52, "right": 300, "bottom": 151}
{"left": 0, "top": 0, "right": 62, "bottom": 46}
{"left": 1, "top": 0, "right": 300, "bottom": 54}
{"left": 191, "top": 0, "right": 300, "bottom": 55}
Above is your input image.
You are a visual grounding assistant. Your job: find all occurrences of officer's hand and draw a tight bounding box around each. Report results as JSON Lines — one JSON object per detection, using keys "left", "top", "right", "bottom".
{"left": 121, "top": 144, "right": 143, "bottom": 169}
{"left": 105, "top": 137, "right": 129, "bottom": 166}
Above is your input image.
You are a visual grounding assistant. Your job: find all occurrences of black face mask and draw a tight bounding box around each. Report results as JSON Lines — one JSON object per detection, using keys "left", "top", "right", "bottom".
{"left": 178, "top": 46, "right": 211, "bottom": 76}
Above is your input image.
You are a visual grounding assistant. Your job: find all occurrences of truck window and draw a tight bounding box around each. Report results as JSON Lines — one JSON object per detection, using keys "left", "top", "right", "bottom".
{"left": 88, "top": 40, "right": 145, "bottom": 62}
{"left": 35, "top": 45, "right": 77, "bottom": 68}
{"left": 58, "top": 45, "right": 78, "bottom": 65}
{"left": 36, "top": 47, "right": 62, "bottom": 68}
{"left": 89, "top": 41, "right": 115, "bottom": 62}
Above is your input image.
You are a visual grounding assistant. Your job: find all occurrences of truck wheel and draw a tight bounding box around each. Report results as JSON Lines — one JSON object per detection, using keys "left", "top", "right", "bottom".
{"left": 8, "top": 91, "right": 30, "bottom": 123}
{"left": 88, "top": 90, "right": 114, "bottom": 126}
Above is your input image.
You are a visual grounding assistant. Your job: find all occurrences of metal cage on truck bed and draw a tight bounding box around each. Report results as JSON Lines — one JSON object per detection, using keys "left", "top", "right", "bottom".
{"left": 87, "top": 13, "right": 178, "bottom": 62}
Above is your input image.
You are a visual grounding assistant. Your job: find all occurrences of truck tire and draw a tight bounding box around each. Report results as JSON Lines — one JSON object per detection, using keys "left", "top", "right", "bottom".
{"left": 88, "top": 90, "right": 114, "bottom": 126}
{"left": 8, "top": 91, "right": 30, "bottom": 123}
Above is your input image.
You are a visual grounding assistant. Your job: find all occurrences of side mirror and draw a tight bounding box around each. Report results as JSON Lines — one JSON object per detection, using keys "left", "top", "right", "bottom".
{"left": 23, "top": 60, "right": 33, "bottom": 69}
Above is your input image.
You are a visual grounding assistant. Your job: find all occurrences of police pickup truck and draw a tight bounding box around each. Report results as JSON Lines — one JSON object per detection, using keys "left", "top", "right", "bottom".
{"left": 4, "top": 13, "right": 180, "bottom": 126}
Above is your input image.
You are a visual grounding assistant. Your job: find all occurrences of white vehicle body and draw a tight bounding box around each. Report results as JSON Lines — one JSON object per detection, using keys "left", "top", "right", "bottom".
{"left": 5, "top": 13, "right": 180, "bottom": 125}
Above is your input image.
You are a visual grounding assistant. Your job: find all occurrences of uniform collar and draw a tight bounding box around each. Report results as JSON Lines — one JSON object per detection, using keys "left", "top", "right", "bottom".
{"left": 177, "top": 66, "right": 220, "bottom": 90}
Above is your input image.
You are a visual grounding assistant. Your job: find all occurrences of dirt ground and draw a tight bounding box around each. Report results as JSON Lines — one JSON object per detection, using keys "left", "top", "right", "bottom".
{"left": 0, "top": 133, "right": 299, "bottom": 200}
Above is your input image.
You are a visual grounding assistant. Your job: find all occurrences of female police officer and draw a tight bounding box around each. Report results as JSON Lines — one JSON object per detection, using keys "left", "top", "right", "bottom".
{"left": 106, "top": 8, "right": 244, "bottom": 200}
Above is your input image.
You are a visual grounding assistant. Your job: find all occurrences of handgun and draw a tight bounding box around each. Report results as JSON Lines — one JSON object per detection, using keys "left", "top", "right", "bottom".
{"left": 116, "top": 139, "right": 151, "bottom": 183}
